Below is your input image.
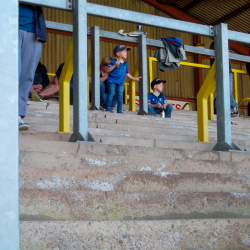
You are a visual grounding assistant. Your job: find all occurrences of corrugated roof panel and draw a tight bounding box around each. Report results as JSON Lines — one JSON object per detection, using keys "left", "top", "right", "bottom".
{"left": 186, "top": 0, "right": 248, "bottom": 25}
{"left": 227, "top": 8, "right": 250, "bottom": 33}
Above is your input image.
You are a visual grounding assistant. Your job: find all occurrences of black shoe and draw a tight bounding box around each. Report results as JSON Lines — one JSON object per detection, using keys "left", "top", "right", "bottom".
{"left": 101, "top": 103, "right": 107, "bottom": 109}
{"left": 231, "top": 107, "right": 239, "bottom": 117}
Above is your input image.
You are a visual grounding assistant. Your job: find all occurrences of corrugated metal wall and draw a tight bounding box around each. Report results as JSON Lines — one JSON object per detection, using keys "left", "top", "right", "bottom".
{"left": 40, "top": 0, "right": 250, "bottom": 114}
{"left": 41, "top": 0, "right": 195, "bottom": 103}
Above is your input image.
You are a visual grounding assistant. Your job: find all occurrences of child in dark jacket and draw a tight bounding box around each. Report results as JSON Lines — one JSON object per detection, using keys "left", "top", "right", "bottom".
{"left": 106, "top": 44, "right": 141, "bottom": 113}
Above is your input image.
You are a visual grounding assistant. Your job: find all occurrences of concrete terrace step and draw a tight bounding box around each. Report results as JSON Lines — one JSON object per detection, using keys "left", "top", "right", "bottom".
{"left": 20, "top": 219, "right": 250, "bottom": 250}
{"left": 19, "top": 122, "right": 250, "bottom": 151}
{"left": 19, "top": 190, "right": 250, "bottom": 221}
{"left": 19, "top": 149, "right": 250, "bottom": 175}
{"left": 25, "top": 107, "right": 250, "bottom": 140}
{"left": 19, "top": 167, "right": 250, "bottom": 193}
{"left": 19, "top": 139, "right": 250, "bottom": 164}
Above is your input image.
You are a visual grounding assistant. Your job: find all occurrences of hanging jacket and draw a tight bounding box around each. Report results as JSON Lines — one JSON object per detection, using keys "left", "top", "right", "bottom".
{"left": 33, "top": 7, "right": 47, "bottom": 43}
{"left": 154, "top": 37, "right": 186, "bottom": 72}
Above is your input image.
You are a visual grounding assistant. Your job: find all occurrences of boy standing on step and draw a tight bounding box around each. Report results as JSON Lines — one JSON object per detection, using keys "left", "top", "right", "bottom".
{"left": 106, "top": 44, "right": 141, "bottom": 113}
{"left": 148, "top": 79, "right": 173, "bottom": 118}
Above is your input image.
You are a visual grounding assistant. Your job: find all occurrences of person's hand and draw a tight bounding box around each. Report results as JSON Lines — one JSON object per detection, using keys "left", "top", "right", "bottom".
{"left": 156, "top": 103, "right": 162, "bottom": 109}
{"left": 115, "top": 60, "right": 121, "bottom": 67}
{"left": 163, "top": 103, "right": 168, "bottom": 109}
{"left": 34, "top": 84, "right": 42, "bottom": 93}
{"left": 135, "top": 76, "right": 142, "bottom": 81}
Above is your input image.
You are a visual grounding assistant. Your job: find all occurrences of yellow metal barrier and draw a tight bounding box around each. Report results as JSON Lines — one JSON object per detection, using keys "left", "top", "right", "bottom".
{"left": 207, "top": 93, "right": 214, "bottom": 121}
{"left": 149, "top": 56, "right": 214, "bottom": 117}
{"left": 238, "top": 98, "right": 250, "bottom": 106}
{"left": 57, "top": 40, "right": 73, "bottom": 133}
{"left": 124, "top": 82, "right": 129, "bottom": 104}
{"left": 232, "top": 69, "right": 248, "bottom": 104}
{"left": 129, "top": 60, "right": 139, "bottom": 112}
{"left": 197, "top": 62, "right": 216, "bottom": 143}
{"left": 149, "top": 56, "right": 211, "bottom": 91}
{"left": 182, "top": 102, "right": 192, "bottom": 111}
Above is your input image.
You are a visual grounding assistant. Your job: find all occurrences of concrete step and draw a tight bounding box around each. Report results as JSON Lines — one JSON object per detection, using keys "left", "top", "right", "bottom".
{"left": 19, "top": 167, "right": 250, "bottom": 193}
{"left": 19, "top": 139, "right": 250, "bottom": 164}
{"left": 92, "top": 134, "right": 218, "bottom": 150}
{"left": 19, "top": 124, "right": 250, "bottom": 151}
{"left": 20, "top": 219, "right": 250, "bottom": 250}
{"left": 19, "top": 190, "right": 250, "bottom": 221}
{"left": 24, "top": 105, "right": 250, "bottom": 141}
{"left": 19, "top": 149, "right": 250, "bottom": 175}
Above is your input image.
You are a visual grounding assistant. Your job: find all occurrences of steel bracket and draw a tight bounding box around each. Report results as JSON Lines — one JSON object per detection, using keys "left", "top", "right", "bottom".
{"left": 209, "top": 26, "right": 214, "bottom": 37}
{"left": 67, "top": 0, "right": 73, "bottom": 10}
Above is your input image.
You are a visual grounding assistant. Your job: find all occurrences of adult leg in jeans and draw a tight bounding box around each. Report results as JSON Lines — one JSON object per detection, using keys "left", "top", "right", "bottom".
{"left": 106, "top": 82, "right": 116, "bottom": 111}
{"left": 100, "top": 80, "right": 107, "bottom": 105}
{"left": 116, "top": 84, "right": 124, "bottom": 113}
{"left": 229, "top": 73, "right": 238, "bottom": 109}
{"left": 19, "top": 30, "right": 42, "bottom": 118}
{"left": 164, "top": 104, "right": 173, "bottom": 118}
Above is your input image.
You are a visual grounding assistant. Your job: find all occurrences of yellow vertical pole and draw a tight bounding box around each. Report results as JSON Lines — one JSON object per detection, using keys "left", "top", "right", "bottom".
{"left": 124, "top": 83, "right": 129, "bottom": 104}
{"left": 87, "top": 54, "right": 91, "bottom": 107}
{"left": 129, "top": 61, "right": 139, "bottom": 112}
{"left": 197, "top": 62, "right": 216, "bottom": 142}
{"left": 148, "top": 57, "right": 158, "bottom": 93}
{"left": 208, "top": 93, "right": 214, "bottom": 121}
{"left": 58, "top": 40, "right": 73, "bottom": 133}
{"left": 233, "top": 72, "right": 238, "bottom": 104}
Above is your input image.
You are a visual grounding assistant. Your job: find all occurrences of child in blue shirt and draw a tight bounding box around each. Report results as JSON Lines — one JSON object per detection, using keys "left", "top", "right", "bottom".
{"left": 106, "top": 44, "right": 141, "bottom": 113}
{"left": 148, "top": 79, "right": 173, "bottom": 118}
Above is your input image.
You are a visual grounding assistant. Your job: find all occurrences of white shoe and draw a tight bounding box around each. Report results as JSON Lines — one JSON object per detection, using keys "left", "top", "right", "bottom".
{"left": 19, "top": 116, "right": 29, "bottom": 130}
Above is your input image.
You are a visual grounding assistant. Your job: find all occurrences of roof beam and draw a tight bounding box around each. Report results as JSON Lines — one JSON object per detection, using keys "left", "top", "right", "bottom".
{"left": 142, "top": 0, "right": 201, "bottom": 23}
{"left": 142, "top": 0, "right": 249, "bottom": 55}
{"left": 211, "top": 2, "right": 250, "bottom": 25}
{"left": 182, "top": 0, "right": 205, "bottom": 12}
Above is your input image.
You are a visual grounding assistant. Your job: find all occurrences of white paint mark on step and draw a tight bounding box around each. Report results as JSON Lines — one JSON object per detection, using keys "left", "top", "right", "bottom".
{"left": 80, "top": 180, "right": 114, "bottom": 191}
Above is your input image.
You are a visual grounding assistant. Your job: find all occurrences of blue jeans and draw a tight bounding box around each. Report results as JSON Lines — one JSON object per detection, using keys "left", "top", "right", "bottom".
{"left": 148, "top": 104, "right": 173, "bottom": 118}
{"left": 106, "top": 82, "right": 124, "bottom": 112}
{"left": 100, "top": 81, "right": 117, "bottom": 106}
{"left": 229, "top": 73, "right": 238, "bottom": 109}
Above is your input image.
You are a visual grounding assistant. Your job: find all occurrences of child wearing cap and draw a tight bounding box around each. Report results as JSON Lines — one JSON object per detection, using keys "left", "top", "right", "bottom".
{"left": 106, "top": 44, "right": 141, "bottom": 113}
{"left": 148, "top": 79, "right": 173, "bottom": 118}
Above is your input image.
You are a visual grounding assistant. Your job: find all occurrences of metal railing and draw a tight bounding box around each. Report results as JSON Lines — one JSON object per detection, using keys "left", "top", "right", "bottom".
{"left": 3, "top": 1, "right": 250, "bottom": 246}
{"left": 182, "top": 103, "right": 193, "bottom": 111}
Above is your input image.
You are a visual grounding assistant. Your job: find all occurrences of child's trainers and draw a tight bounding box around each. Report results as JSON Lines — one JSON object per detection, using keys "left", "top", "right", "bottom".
{"left": 31, "top": 93, "right": 44, "bottom": 102}
{"left": 106, "top": 108, "right": 113, "bottom": 113}
{"left": 231, "top": 107, "right": 239, "bottom": 117}
{"left": 19, "top": 116, "right": 29, "bottom": 130}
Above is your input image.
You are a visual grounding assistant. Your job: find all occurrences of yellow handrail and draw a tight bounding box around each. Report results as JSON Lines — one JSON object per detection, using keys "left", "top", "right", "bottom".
{"left": 197, "top": 62, "right": 216, "bottom": 143}
{"left": 48, "top": 73, "right": 56, "bottom": 77}
{"left": 124, "top": 82, "right": 129, "bottom": 104}
{"left": 232, "top": 69, "right": 248, "bottom": 105}
{"left": 57, "top": 40, "right": 73, "bottom": 133}
{"left": 129, "top": 60, "right": 139, "bottom": 112}
{"left": 182, "top": 102, "right": 192, "bottom": 111}
{"left": 149, "top": 56, "right": 214, "bottom": 119}
{"left": 238, "top": 98, "right": 250, "bottom": 107}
